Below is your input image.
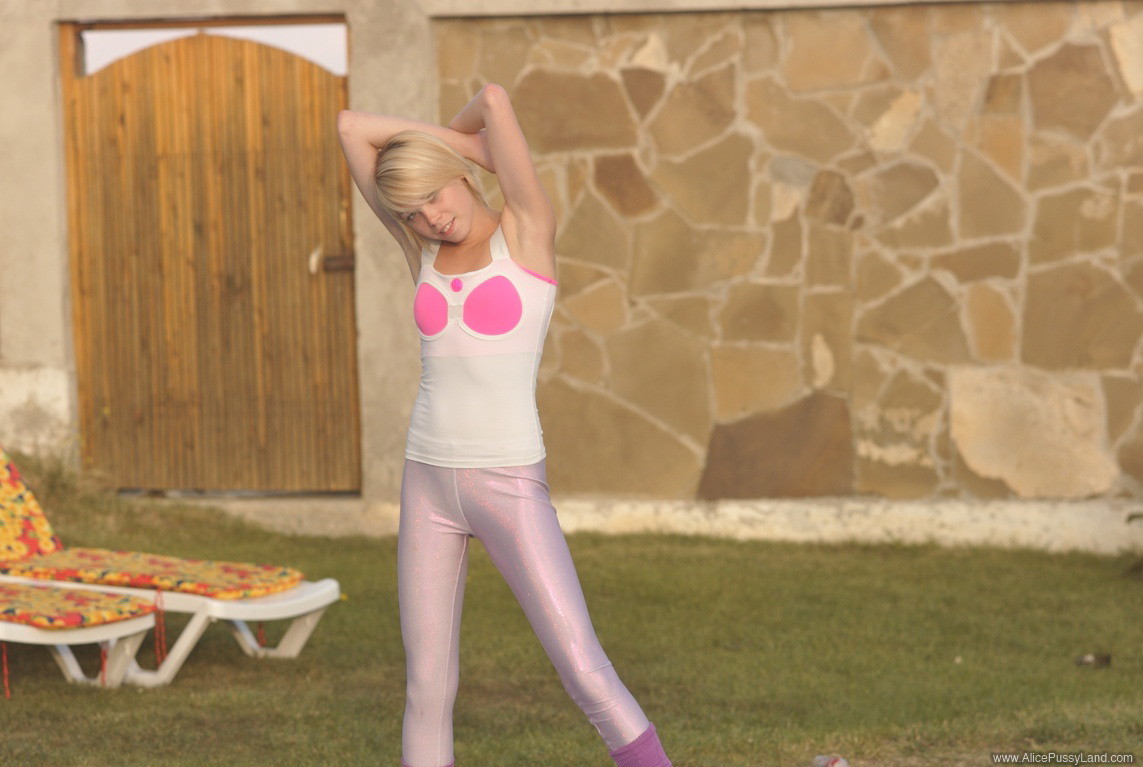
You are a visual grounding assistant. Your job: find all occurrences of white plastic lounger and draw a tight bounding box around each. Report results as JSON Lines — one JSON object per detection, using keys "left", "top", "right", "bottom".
{"left": 0, "top": 448, "right": 341, "bottom": 687}
{"left": 0, "top": 574, "right": 339, "bottom": 687}
{"left": 0, "top": 582, "right": 156, "bottom": 690}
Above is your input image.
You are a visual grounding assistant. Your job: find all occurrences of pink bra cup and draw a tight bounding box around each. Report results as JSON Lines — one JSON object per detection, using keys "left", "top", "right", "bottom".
{"left": 414, "top": 275, "right": 524, "bottom": 339}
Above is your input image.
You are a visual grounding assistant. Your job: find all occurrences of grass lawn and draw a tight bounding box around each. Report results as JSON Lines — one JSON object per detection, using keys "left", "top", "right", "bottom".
{"left": 1, "top": 453, "right": 1141, "bottom": 766}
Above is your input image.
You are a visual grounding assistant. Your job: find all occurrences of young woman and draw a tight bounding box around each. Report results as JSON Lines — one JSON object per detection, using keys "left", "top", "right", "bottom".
{"left": 337, "top": 84, "right": 672, "bottom": 767}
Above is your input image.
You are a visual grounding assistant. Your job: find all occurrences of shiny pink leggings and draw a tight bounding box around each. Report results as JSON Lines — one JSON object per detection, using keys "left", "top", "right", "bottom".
{"left": 398, "top": 458, "right": 651, "bottom": 767}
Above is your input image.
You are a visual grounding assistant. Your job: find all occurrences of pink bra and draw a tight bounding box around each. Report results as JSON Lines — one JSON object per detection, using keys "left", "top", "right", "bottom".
{"left": 413, "top": 226, "right": 557, "bottom": 341}
{"left": 414, "top": 274, "right": 523, "bottom": 339}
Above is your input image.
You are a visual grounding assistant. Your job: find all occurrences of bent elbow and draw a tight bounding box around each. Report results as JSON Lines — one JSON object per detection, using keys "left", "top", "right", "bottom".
{"left": 480, "top": 83, "right": 511, "bottom": 112}
{"left": 336, "top": 109, "right": 356, "bottom": 137}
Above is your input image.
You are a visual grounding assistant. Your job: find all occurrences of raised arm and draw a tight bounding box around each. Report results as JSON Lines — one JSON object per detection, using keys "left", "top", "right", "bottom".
{"left": 336, "top": 110, "right": 490, "bottom": 277}
{"left": 448, "top": 85, "right": 556, "bottom": 269}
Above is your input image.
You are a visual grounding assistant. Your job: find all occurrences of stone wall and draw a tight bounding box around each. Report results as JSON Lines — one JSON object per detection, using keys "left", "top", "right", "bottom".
{"left": 435, "top": 2, "right": 1143, "bottom": 501}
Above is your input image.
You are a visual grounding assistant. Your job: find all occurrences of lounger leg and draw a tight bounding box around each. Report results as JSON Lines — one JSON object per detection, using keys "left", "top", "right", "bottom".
{"left": 48, "top": 644, "right": 86, "bottom": 684}
{"left": 48, "top": 631, "right": 147, "bottom": 688}
{"left": 226, "top": 607, "right": 329, "bottom": 659}
{"left": 125, "top": 609, "right": 214, "bottom": 687}
{"left": 102, "top": 631, "right": 147, "bottom": 688}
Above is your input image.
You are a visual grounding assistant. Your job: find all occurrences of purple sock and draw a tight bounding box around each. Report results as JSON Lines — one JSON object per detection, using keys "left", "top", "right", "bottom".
{"left": 401, "top": 762, "right": 453, "bottom": 767}
{"left": 608, "top": 723, "right": 671, "bottom": 767}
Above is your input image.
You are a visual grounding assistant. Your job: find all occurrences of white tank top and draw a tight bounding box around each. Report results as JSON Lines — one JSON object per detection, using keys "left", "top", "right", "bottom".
{"left": 405, "top": 224, "right": 558, "bottom": 467}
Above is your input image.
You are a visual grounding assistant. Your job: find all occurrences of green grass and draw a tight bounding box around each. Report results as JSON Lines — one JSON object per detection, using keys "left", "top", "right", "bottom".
{"left": 2, "top": 452, "right": 1141, "bottom": 766}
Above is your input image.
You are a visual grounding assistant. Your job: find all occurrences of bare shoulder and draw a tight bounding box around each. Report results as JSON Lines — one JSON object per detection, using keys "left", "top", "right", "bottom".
{"left": 499, "top": 207, "right": 557, "bottom": 281}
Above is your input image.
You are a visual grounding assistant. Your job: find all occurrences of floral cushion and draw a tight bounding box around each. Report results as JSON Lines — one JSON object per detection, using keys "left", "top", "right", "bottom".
{"left": 0, "top": 449, "right": 64, "bottom": 560}
{"left": 0, "top": 449, "right": 305, "bottom": 600}
{"left": 0, "top": 548, "right": 304, "bottom": 600}
{"left": 0, "top": 582, "right": 155, "bottom": 630}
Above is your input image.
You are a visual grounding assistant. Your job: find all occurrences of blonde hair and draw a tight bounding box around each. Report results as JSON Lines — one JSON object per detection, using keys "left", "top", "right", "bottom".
{"left": 374, "top": 130, "right": 487, "bottom": 250}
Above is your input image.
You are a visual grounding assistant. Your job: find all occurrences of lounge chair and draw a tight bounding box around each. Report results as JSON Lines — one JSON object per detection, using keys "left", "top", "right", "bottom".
{"left": 0, "top": 581, "right": 156, "bottom": 690}
{"left": 0, "top": 448, "right": 340, "bottom": 686}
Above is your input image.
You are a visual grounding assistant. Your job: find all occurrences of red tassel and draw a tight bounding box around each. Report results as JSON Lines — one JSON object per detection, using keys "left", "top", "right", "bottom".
{"left": 153, "top": 591, "right": 167, "bottom": 665}
{"left": 2, "top": 641, "right": 10, "bottom": 699}
{"left": 99, "top": 643, "right": 108, "bottom": 687}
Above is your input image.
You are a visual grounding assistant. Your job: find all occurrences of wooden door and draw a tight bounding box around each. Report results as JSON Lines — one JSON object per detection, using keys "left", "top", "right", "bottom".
{"left": 59, "top": 22, "right": 361, "bottom": 492}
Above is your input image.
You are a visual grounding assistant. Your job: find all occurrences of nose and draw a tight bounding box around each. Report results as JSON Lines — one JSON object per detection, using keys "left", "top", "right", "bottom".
{"left": 423, "top": 203, "right": 444, "bottom": 229}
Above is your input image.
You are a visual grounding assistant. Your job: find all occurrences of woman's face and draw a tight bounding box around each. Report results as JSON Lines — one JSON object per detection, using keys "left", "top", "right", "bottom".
{"left": 403, "top": 178, "right": 475, "bottom": 243}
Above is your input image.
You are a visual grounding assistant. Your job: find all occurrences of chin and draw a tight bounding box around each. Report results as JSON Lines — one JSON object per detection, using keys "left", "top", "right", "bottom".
{"left": 441, "top": 221, "right": 464, "bottom": 242}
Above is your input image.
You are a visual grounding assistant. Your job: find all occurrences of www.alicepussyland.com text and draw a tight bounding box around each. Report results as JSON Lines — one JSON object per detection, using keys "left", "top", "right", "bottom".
{"left": 991, "top": 753, "right": 1135, "bottom": 764}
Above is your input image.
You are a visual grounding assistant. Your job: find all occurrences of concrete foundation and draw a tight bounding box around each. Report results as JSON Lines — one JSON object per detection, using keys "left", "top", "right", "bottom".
{"left": 210, "top": 495, "right": 1143, "bottom": 555}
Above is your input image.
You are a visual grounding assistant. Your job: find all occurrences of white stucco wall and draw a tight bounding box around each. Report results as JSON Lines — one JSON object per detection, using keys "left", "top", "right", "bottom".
{"left": 0, "top": 0, "right": 75, "bottom": 455}
{"left": 0, "top": 367, "right": 73, "bottom": 453}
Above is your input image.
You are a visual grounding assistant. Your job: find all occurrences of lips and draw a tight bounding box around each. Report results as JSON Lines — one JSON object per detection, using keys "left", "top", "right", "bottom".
{"left": 438, "top": 218, "right": 454, "bottom": 238}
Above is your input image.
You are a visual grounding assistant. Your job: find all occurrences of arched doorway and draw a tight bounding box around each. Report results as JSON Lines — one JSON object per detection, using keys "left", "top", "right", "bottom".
{"left": 59, "top": 18, "right": 361, "bottom": 492}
